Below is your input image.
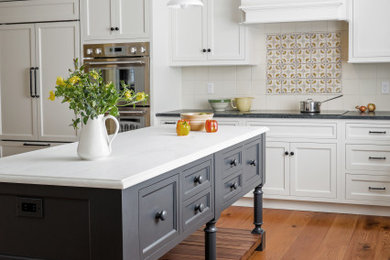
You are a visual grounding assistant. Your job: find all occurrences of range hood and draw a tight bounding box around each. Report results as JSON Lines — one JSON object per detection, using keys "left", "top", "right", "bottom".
{"left": 239, "top": 0, "right": 347, "bottom": 24}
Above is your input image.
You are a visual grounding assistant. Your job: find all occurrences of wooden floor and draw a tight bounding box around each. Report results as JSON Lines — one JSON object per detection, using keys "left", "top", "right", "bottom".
{"left": 216, "top": 206, "right": 390, "bottom": 260}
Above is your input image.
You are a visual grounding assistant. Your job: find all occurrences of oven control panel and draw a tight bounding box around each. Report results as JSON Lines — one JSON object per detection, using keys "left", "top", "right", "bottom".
{"left": 83, "top": 42, "right": 150, "bottom": 58}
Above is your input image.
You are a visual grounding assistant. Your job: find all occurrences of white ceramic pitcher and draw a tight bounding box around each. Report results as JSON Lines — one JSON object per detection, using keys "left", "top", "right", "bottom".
{"left": 77, "top": 115, "right": 119, "bottom": 160}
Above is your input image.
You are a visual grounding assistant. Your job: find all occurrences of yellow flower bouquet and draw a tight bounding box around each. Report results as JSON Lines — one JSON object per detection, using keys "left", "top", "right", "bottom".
{"left": 49, "top": 59, "right": 148, "bottom": 129}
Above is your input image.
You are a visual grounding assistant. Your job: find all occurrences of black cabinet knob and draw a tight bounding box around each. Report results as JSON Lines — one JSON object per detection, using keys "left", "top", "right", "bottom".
{"left": 249, "top": 160, "right": 257, "bottom": 167}
{"left": 110, "top": 27, "right": 115, "bottom": 31}
{"left": 202, "top": 49, "right": 207, "bottom": 53}
{"left": 194, "top": 175, "right": 204, "bottom": 184}
{"left": 285, "top": 151, "right": 289, "bottom": 156}
{"left": 115, "top": 27, "right": 119, "bottom": 31}
{"left": 290, "top": 152, "right": 295, "bottom": 156}
{"left": 195, "top": 203, "right": 205, "bottom": 213}
{"left": 155, "top": 210, "right": 168, "bottom": 221}
{"left": 230, "top": 159, "right": 238, "bottom": 167}
{"left": 207, "top": 48, "right": 211, "bottom": 52}
{"left": 230, "top": 182, "right": 239, "bottom": 190}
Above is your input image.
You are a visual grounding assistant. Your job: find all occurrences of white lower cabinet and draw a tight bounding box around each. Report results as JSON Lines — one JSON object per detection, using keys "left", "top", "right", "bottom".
{"left": 290, "top": 143, "right": 337, "bottom": 199}
{"left": 0, "top": 141, "right": 64, "bottom": 158}
{"left": 264, "top": 141, "right": 337, "bottom": 199}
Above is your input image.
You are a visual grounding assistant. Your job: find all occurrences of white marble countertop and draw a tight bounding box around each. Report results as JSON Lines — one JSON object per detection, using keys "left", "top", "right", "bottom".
{"left": 0, "top": 126, "right": 268, "bottom": 190}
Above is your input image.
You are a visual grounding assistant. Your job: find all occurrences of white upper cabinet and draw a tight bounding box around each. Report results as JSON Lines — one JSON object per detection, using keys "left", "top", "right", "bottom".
{"left": 82, "top": 0, "right": 150, "bottom": 42}
{"left": 239, "top": 0, "right": 347, "bottom": 24}
{"left": 348, "top": 0, "right": 390, "bottom": 63}
{"left": 170, "top": 0, "right": 256, "bottom": 66}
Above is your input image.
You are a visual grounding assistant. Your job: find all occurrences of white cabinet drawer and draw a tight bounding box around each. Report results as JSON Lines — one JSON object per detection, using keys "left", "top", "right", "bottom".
{"left": 346, "top": 145, "right": 390, "bottom": 172}
{"left": 346, "top": 123, "right": 390, "bottom": 141}
{"left": 346, "top": 174, "right": 390, "bottom": 202}
{"left": 247, "top": 121, "right": 337, "bottom": 139}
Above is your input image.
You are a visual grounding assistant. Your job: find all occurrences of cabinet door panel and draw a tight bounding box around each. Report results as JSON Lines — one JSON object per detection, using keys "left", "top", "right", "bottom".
{"left": 290, "top": 143, "right": 337, "bottom": 198}
{"left": 83, "top": 0, "right": 114, "bottom": 40}
{"left": 207, "top": 0, "right": 244, "bottom": 61}
{"left": 0, "top": 24, "right": 37, "bottom": 140}
{"left": 171, "top": 3, "right": 207, "bottom": 62}
{"left": 118, "top": 0, "right": 149, "bottom": 39}
{"left": 35, "top": 22, "right": 79, "bottom": 142}
{"left": 263, "top": 142, "right": 289, "bottom": 196}
{"left": 350, "top": 0, "right": 390, "bottom": 62}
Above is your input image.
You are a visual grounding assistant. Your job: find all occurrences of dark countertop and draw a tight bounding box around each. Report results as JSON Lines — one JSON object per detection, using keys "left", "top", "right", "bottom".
{"left": 156, "top": 109, "right": 390, "bottom": 120}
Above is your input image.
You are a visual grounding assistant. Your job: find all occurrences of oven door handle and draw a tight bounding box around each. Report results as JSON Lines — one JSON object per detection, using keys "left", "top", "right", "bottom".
{"left": 120, "top": 110, "right": 147, "bottom": 115}
{"left": 86, "top": 61, "right": 145, "bottom": 65}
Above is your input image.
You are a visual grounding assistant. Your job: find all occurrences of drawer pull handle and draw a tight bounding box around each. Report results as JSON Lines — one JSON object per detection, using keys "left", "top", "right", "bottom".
{"left": 230, "top": 159, "right": 238, "bottom": 167}
{"left": 195, "top": 203, "right": 205, "bottom": 213}
{"left": 368, "top": 187, "right": 386, "bottom": 191}
{"left": 230, "top": 182, "right": 239, "bottom": 190}
{"left": 155, "top": 210, "right": 168, "bottom": 221}
{"left": 369, "top": 131, "right": 387, "bottom": 134}
{"left": 194, "top": 175, "right": 204, "bottom": 184}
{"left": 164, "top": 122, "right": 176, "bottom": 125}
{"left": 368, "top": 156, "right": 386, "bottom": 160}
{"left": 249, "top": 160, "right": 257, "bottom": 167}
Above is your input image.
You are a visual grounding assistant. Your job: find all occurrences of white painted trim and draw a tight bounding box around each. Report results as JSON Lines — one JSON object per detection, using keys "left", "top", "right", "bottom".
{"left": 234, "top": 197, "right": 390, "bottom": 217}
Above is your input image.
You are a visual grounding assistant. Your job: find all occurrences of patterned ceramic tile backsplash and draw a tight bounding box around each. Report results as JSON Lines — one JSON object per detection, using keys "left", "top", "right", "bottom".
{"left": 266, "top": 32, "right": 342, "bottom": 94}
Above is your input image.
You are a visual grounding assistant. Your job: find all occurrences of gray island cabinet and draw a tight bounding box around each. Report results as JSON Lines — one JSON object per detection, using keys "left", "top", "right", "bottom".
{"left": 0, "top": 126, "right": 268, "bottom": 260}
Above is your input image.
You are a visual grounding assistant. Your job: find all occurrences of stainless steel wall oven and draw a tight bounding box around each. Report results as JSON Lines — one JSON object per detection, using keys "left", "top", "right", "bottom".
{"left": 83, "top": 42, "right": 150, "bottom": 132}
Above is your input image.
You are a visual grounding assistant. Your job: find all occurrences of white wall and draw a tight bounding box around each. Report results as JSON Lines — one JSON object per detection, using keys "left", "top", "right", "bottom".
{"left": 150, "top": 0, "right": 182, "bottom": 124}
{"left": 181, "top": 21, "right": 390, "bottom": 111}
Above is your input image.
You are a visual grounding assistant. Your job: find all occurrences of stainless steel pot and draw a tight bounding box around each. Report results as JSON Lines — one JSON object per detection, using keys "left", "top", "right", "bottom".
{"left": 300, "top": 95, "right": 343, "bottom": 113}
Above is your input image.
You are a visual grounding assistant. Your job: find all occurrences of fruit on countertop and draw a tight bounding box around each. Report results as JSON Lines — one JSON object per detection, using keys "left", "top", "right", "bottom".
{"left": 356, "top": 105, "right": 367, "bottom": 113}
{"left": 180, "top": 112, "right": 214, "bottom": 131}
{"left": 367, "top": 103, "right": 376, "bottom": 112}
{"left": 176, "top": 120, "right": 191, "bottom": 136}
{"left": 205, "top": 120, "right": 218, "bottom": 133}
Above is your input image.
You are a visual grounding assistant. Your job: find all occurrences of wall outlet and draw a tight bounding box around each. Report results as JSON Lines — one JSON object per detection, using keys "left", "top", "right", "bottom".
{"left": 207, "top": 83, "right": 214, "bottom": 94}
{"left": 382, "top": 81, "right": 390, "bottom": 94}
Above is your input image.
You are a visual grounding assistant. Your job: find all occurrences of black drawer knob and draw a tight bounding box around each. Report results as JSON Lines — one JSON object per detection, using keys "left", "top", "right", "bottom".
{"left": 207, "top": 48, "right": 211, "bottom": 52}
{"left": 290, "top": 152, "right": 295, "bottom": 156}
{"left": 202, "top": 49, "right": 207, "bottom": 53}
{"left": 194, "top": 175, "right": 204, "bottom": 184}
{"left": 115, "top": 27, "right": 119, "bottom": 31}
{"left": 110, "top": 27, "right": 115, "bottom": 31}
{"left": 195, "top": 203, "right": 205, "bottom": 213}
{"left": 285, "top": 151, "right": 289, "bottom": 156}
{"left": 155, "top": 210, "right": 168, "bottom": 221}
{"left": 230, "top": 159, "right": 238, "bottom": 167}
{"left": 230, "top": 182, "right": 239, "bottom": 190}
{"left": 249, "top": 160, "right": 257, "bottom": 167}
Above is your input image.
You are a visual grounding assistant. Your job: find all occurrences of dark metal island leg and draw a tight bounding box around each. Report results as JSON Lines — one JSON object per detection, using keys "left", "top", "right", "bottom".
{"left": 252, "top": 183, "right": 266, "bottom": 251}
{"left": 204, "top": 219, "right": 217, "bottom": 260}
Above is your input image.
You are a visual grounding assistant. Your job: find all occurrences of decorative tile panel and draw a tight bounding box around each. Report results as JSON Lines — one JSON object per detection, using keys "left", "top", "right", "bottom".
{"left": 266, "top": 32, "right": 342, "bottom": 94}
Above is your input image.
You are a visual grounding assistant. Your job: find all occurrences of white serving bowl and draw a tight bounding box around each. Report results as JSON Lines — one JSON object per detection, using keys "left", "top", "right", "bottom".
{"left": 208, "top": 99, "right": 231, "bottom": 112}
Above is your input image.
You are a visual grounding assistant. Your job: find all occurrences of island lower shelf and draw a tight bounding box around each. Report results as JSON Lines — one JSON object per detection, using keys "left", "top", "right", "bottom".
{"left": 0, "top": 134, "right": 265, "bottom": 260}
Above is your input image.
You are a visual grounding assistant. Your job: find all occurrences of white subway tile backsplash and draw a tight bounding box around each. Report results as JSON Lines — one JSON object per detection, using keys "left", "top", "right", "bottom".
{"left": 181, "top": 21, "right": 390, "bottom": 111}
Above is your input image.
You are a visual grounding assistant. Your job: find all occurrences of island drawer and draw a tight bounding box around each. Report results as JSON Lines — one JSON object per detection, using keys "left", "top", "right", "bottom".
{"left": 139, "top": 175, "right": 179, "bottom": 259}
{"left": 182, "top": 189, "right": 213, "bottom": 231}
{"left": 346, "top": 174, "right": 390, "bottom": 203}
{"left": 222, "top": 172, "right": 243, "bottom": 208}
{"left": 181, "top": 156, "right": 213, "bottom": 201}
{"left": 346, "top": 123, "right": 390, "bottom": 141}
{"left": 221, "top": 145, "right": 243, "bottom": 178}
{"left": 346, "top": 144, "right": 390, "bottom": 172}
{"left": 243, "top": 138, "right": 263, "bottom": 185}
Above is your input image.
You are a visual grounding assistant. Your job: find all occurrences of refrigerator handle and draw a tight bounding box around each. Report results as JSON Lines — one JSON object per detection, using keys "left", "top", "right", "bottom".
{"left": 34, "top": 67, "right": 39, "bottom": 98}
{"left": 29, "top": 67, "right": 35, "bottom": 98}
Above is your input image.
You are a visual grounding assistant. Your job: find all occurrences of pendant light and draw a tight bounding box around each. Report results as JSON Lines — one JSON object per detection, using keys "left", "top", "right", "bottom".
{"left": 167, "top": 0, "right": 203, "bottom": 8}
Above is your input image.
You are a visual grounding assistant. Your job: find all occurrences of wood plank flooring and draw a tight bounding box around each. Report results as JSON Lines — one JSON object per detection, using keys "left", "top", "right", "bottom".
{"left": 217, "top": 207, "right": 390, "bottom": 260}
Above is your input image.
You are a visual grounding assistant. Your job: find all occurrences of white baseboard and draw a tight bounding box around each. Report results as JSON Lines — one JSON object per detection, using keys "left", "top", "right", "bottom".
{"left": 233, "top": 198, "right": 390, "bottom": 217}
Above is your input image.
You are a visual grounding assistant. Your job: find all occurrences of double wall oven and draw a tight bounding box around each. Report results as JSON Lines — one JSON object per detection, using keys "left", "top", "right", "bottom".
{"left": 83, "top": 42, "right": 150, "bottom": 132}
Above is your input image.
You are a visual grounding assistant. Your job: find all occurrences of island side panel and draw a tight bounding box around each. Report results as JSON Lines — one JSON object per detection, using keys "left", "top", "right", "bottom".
{"left": 0, "top": 183, "right": 123, "bottom": 260}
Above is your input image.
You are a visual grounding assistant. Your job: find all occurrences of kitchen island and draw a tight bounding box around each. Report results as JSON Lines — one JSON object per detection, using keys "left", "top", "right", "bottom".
{"left": 0, "top": 126, "right": 268, "bottom": 260}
